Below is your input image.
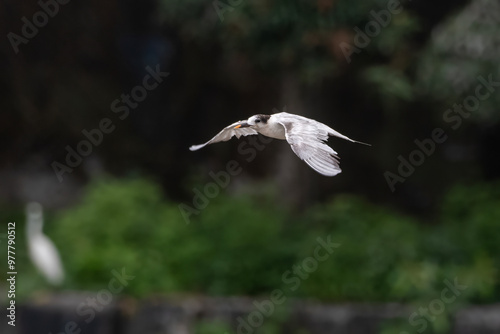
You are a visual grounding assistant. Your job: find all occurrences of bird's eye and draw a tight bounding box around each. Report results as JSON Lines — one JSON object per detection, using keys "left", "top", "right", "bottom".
{"left": 255, "top": 119, "right": 260, "bottom": 123}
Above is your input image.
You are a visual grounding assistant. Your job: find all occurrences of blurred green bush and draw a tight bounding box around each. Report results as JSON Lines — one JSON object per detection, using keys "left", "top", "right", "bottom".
{"left": 50, "top": 178, "right": 299, "bottom": 296}
{"left": 32, "top": 177, "right": 497, "bottom": 305}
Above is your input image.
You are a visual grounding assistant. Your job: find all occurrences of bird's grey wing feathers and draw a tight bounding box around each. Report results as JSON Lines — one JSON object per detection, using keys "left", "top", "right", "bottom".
{"left": 276, "top": 114, "right": 342, "bottom": 176}
{"left": 189, "top": 121, "right": 259, "bottom": 151}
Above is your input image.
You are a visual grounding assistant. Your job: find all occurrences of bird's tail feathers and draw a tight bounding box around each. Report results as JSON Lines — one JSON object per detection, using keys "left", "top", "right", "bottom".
{"left": 352, "top": 139, "right": 371, "bottom": 146}
{"left": 328, "top": 128, "right": 371, "bottom": 146}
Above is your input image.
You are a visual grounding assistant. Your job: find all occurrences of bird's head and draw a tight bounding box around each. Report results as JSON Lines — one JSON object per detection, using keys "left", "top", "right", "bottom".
{"left": 234, "top": 114, "right": 270, "bottom": 129}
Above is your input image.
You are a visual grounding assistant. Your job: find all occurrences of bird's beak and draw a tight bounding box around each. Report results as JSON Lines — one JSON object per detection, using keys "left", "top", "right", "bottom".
{"left": 235, "top": 123, "right": 250, "bottom": 129}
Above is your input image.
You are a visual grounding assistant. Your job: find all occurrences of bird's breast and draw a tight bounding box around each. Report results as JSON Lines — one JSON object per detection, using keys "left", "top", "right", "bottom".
{"left": 258, "top": 122, "right": 287, "bottom": 140}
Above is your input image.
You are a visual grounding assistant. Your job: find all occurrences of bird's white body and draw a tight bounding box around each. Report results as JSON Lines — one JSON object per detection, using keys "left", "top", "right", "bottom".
{"left": 26, "top": 202, "right": 64, "bottom": 286}
{"left": 255, "top": 115, "right": 287, "bottom": 140}
{"left": 190, "top": 112, "right": 369, "bottom": 176}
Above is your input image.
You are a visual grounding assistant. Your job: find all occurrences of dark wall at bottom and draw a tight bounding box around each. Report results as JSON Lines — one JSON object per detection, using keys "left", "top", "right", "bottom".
{"left": 2, "top": 294, "right": 499, "bottom": 334}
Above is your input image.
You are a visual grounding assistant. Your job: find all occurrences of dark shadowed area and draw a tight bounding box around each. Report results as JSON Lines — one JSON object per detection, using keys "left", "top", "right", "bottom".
{"left": 0, "top": 0, "right": 499, "bottom": 334}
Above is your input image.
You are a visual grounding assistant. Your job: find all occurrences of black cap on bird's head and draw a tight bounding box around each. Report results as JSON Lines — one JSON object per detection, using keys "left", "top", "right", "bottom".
{"left": 235, "top": 114, "right": 270, "bottom": 128}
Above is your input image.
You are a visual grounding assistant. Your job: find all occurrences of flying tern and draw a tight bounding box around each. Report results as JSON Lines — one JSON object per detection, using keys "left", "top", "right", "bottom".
{"left": 189, "top": 112, "right": 369, "bottom": 176}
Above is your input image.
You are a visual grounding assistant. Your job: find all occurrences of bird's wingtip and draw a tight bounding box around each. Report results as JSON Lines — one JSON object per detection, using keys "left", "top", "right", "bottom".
{"left": 189, "top": 144, "right": 203, "bottom": 151}
{"left": 325, "top": 170, "right": 342, "bottom": 177}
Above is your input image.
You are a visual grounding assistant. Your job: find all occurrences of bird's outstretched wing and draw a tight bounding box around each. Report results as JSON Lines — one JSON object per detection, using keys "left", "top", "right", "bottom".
{"left": 276, "top": 113, "right": 344, "bottom": 176}
{"left": 189, "top": 120, "right": 258, "bottom": 151}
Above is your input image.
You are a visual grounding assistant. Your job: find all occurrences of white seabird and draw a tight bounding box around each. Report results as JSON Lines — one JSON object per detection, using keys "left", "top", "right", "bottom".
{"left": 189, "top": 112, "right": 369, "bottom": 176}
{"left": 26, "top": 202, "right": 65, "bottom": 285}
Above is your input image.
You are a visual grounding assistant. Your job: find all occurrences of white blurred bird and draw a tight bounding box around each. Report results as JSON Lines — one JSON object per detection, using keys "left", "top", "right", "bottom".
{"left": 190, "top": 112, "right": 369, "bottom": 176}
{"left": 26, "top": 202, "right": 64, "bottom": 285}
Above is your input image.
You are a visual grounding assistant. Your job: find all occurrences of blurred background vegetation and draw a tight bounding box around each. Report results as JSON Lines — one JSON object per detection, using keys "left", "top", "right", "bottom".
{"left": 1, "top": 0, "right": 499, "bottom": 333}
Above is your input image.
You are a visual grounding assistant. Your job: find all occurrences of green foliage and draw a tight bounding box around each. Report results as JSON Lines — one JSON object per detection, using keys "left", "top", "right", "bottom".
{"left": 194, "top": 320, "right": 232, "bottom": 334}
{"left": 30, "top": 177, "right": 498, "bottom": 308}
{"left": 432, "top": 182, "right": 500, "bottom": 302}
{"left": 162, "top": 194, "right": 298, "bottom": 295}
{"left": 158, "top": 0, "right": 421, "bottom": 80}
{"left": 362, "top": 66, "right": 414, "bottom": 111}
{"left": 379, "top": 319, "right": 421, "bottom": 334}
{"left": 298, "top": 195, "right": 422, "bottom": 301}
{"left": 51, "top": 178, "right": 180, "bottom": 295}
{"left": 415, "top": 0, "right": 500, "bottom": 123}
{"left": 50, "top": 178, "right": 299, "bottom": 296}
